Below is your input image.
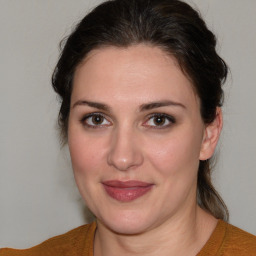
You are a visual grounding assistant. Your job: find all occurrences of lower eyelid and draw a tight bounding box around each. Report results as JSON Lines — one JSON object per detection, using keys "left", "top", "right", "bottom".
{"left": 80, "top": 113, "right": 175, "bottom": 128}
{"left": 80, "top": 113, "right": 112, "bottom": 127}
{"left": 142, "top": 116, "right": 175, "bottom": 129}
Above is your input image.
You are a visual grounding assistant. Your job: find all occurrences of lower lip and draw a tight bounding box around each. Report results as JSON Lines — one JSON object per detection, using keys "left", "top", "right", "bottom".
{"left": 103, "top": 184, "right": 153, "bottom": 202}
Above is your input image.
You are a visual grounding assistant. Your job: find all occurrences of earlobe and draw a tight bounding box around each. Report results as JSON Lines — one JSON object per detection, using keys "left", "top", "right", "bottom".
{"left": 199, "top": 107, "right": 223, "bottom": 161}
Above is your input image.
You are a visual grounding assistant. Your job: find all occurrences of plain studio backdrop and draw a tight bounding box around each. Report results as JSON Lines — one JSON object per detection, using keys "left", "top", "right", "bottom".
{"left": 0, "top": 0, "right": 255, "bottom": 248}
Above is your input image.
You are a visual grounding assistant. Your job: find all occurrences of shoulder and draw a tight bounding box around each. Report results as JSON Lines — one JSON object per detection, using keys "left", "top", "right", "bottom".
{"left": 221, "top": 221, "right": 256, "bottom": 255}
{"left": 0, "top": 222, "right": 96, "bottom": 256}
{"left": 198, "top": 220, "right": 256, "bottom": 256}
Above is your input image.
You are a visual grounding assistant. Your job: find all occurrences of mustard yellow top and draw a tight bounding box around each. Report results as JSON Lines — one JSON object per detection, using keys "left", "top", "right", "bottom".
{"left": 1, "top": 220, "right": 256, "bottom": 256}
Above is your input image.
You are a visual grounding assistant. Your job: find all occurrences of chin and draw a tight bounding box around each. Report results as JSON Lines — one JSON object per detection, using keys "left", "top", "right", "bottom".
{"left": 97, "top": 208, "right": 158, "bottom": 235}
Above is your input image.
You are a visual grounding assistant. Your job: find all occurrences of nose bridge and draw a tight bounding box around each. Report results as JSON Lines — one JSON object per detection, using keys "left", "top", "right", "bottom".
{"left": 107, "top": 123, "right": 143, "bottom": 171}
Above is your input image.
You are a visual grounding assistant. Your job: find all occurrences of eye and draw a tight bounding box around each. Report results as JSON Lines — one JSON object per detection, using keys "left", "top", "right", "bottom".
{"left": 80, "top": 113, "right": 111, "bottom": 128}
{"left": 143, "top": 114, "right": 175, "bottom": 128}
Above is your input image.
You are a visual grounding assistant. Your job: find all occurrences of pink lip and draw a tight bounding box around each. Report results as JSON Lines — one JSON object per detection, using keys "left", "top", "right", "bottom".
{"left": 102, "top": 180, "right": 153, "bottom": 202}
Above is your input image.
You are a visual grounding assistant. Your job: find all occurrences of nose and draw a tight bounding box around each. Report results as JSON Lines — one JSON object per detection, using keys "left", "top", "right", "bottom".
{"left": 107, "top": 126, "right": 144, "bottom": 171}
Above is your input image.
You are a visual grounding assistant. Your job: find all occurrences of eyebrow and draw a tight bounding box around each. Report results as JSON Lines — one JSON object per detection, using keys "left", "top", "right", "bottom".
{"left": 139, "top": 100, "right": 186, "bottom": 111}
{"left": 72, "top": 99, "right": 185, "bottom": 112}
{"left": 72, "top": 100, "right": 110, "bottom": 111}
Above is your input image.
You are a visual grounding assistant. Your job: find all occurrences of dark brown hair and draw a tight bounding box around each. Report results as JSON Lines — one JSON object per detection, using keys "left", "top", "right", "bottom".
{"left": 52, "top": 0, "right": 229, "bottom": 221}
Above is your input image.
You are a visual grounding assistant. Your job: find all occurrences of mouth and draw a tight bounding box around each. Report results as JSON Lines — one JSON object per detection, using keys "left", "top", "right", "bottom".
{"left": 102, "top": 180, "right": 154, "bottom": 202}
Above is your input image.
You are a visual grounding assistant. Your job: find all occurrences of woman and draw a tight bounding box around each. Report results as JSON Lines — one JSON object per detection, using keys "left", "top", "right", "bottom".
{"left": 1, "top": 0, "right": 255, "bottom": 255}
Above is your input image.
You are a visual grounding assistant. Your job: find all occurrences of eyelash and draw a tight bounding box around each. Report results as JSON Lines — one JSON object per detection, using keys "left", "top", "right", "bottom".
{"left": 143, "top": 113, "right": 176, "bottom": 129}
{"left": 80, "top": 112, "right": 176, "bottom": 129}
{"left": 80, "top": 112, "right": 111, "bottom": 129}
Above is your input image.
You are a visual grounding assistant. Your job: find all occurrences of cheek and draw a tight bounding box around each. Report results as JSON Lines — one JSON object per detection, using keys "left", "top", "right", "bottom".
{"left": 145, "top": 130, "right": 202, "bottom": 180}
{"left": 144, "top": 131, "right": 203, "bottom": 210}
{"left": 68, "top": 128, "right": 110, "bottom": 210}
{"left": 68, "top": 129, "right": 106, "bottom": 179}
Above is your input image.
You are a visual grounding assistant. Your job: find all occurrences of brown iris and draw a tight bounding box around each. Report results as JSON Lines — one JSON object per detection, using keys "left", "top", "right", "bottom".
{"left": 92, "top": 115, "right": 104, "bottom": 125}
{"left": 153, "top": 116, "right": 166, "bottom": 126}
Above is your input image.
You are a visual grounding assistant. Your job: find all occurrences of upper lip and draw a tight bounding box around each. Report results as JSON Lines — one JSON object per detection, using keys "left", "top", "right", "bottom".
{"left": 102, "top": 180, "right": 153, "bottom": 188}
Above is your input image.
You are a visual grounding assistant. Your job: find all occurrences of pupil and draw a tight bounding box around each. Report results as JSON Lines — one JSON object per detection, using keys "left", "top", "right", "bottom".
{"left": 93, "top": 115, "right": 103, "bottom": 124}
{"left": 154, "top": 116, "right": 165, "bottom": 125}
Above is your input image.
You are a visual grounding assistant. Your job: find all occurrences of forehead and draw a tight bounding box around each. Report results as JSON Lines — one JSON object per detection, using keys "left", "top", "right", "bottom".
{"left": 72, "top": 44, "right": 198, "bottom": 108}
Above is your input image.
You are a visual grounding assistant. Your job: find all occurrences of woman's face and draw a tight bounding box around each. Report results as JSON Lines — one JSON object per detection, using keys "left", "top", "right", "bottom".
{"left": 68, "top": 45, "right": 216, "bottom": 234}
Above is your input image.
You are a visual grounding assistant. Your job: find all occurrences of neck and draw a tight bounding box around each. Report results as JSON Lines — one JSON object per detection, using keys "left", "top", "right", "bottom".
{"left": 94, "top": 205, "right": 217, "bottom": 256}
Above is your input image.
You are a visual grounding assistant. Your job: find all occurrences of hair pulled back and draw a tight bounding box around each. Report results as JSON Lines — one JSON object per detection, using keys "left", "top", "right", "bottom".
{"left": 52, "top": 0, "right": 229, "bottom": 221}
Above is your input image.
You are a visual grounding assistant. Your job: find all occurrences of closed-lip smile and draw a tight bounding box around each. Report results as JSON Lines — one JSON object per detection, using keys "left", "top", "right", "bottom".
{"left": 102, "top": 180, "right": 154, "bottom": 202}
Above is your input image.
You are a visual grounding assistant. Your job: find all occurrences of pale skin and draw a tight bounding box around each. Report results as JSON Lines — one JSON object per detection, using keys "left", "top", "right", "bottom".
{"left": 68, "top": 44, "right": 223, "bottom": 256}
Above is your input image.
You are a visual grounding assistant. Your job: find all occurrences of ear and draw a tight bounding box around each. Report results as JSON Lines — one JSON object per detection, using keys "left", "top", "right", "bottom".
{"left": 199, "top": 107, "right": 223, "bottom": 161}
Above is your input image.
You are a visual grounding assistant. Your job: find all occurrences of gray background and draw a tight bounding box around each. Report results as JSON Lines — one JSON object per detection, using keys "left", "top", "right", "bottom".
{"left": 0, "top": 0, "right": 255, "bottom": 248}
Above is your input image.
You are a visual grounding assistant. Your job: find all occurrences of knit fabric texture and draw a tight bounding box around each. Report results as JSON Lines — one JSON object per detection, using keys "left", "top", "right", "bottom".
{"left": 1, "top": 220, "right": 256, "bottom": 255}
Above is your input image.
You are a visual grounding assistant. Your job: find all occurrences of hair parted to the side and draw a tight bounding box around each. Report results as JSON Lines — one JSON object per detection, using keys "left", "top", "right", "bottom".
{"left": 52, "top": 0, "right": 229, "bottom": 221}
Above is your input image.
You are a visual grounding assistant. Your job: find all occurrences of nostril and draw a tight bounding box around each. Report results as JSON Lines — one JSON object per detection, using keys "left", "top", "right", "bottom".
{"left": 107, "top": 145, "right": 144, "bottom": 171}
{"left": 107, "top": 128, "right": 144, "bottom": 171}
{"left": 107, "top": 154, "right": 136, "bottom": 171}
